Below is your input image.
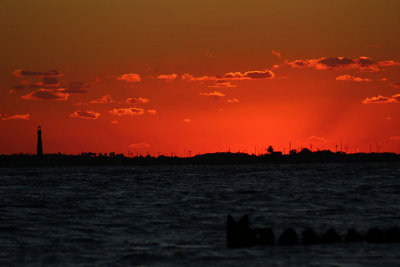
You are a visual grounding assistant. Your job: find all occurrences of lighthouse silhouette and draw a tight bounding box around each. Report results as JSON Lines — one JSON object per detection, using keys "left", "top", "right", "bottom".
{"left": 37, "top": 126, "right": 43, "bottom": 156}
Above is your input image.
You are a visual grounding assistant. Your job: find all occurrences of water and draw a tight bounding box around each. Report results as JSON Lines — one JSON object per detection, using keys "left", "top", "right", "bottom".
{"left": 1, "top": 163, "right": 400, "bottom": 266}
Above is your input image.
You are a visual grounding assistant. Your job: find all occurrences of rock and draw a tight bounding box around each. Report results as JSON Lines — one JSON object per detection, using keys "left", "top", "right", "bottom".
{"left": 320, "top": 228, "right": 342, "bottom": 243}
{"left": 384, "top": 226, "right": 400, "bottom": 243}
{"left": 278, "top": 228, "right": 298, "bottom": 245}
{"left": 365, "top": 228, "right": 385, "bottom": 243}
{"left": 345, "top": 228, "right": 363, "bottom": 243}
{"left": 226, "top": 214, "right": 254, "bottom": 248}
{"left": 302, "top": 227, "right": 320, "bottom": 245}
{"left": 254, "top": 228, "right": 275, "bottom": 245}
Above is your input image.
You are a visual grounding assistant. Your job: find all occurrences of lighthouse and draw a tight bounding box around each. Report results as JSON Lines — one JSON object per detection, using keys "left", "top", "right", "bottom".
{"left": 37, "top": 126, "right": 43, "bottom": 156}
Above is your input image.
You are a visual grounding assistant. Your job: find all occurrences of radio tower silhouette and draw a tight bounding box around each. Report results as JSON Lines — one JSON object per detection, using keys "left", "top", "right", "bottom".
{"left": 37, "top": 126, "right": 43, "bottom": 156}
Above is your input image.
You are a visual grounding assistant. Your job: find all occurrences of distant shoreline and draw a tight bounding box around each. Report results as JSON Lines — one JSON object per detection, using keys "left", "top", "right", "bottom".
{"left": 1, "top": 150, "right": 399, "bottom": 168}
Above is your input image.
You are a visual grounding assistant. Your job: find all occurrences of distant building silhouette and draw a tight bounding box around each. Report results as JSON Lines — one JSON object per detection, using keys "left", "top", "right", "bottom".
{"left": 37, "top": 126, "right": 43, "bottom": 156}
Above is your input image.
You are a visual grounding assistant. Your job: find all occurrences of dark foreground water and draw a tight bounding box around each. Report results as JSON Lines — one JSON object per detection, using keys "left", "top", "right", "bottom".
{"left": 1, "top": 163, "right": 400, "bottom": 266}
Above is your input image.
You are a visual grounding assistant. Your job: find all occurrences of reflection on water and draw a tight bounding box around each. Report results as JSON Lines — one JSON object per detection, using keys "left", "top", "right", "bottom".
{"left": 0, "top": 163, "right": 400, "bottom": 266}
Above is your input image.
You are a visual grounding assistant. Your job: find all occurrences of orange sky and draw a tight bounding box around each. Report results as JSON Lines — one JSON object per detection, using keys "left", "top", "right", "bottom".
{"left": 1, "top": 0, "right": 400, "bottom": 155}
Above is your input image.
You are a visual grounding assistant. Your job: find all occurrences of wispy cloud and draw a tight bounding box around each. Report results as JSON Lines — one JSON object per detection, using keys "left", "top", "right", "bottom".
{"left": 182, "top": 118, "right": 191, "bottom": 123}
{"left": 305, "top": 135, "right": 328, "bottom": 143}
{"left": 117, "top": 73, "right": 141, "bottom": 83}
{"left": 147, "top": 109, "right": 157, "bottom": 115}
{"left": 203, "top": 51, "right": 214, "bottom": 57}
{"left": 110, "top": 108, "right": 144, "bottom": 116}
{"left": 157, "top": 74, "right": 178, "bottom": 82}
{"left": 1, "top": 114, "right": 31, "bottom": 120}
{"left": 336, "top": 74, "right": 371, "bottom": 82}
{"left": 126, "top": 97, "right": 149, "bottom": 104}
{"left": 207, "top": 81, "right": 236, "bottom": 88}
{"left": 70, "top": 110, "right": 101, "bottom": 119}
{"left": 227, "top": 98, "right": 239, "bottom": 103}
{"left": 362, "top": 93, "right": 400, "bottom": 104}
{"left": 10, "top": 84, "right": 27, "bottom": 93}
{"left": 288, "top": 56, "right": 400, "bottom": 72}
{"left": 390, "top": 82, "right": 400, "bottom": 88}
{"left": 199, "top": 91, "right": 226, "bottom": 97}
{"left": 22, "top": 89, "right": 68, "bottom": 101}
{"left": 182, "top": 74, "right": 218, "bottom": 82}
{"left": 90, "top": 94, "right": 114, "bottom": 104}
{"left": 129, "top": 142, "right": 150, "bottom": 149}
{"left": 389, "top": 136, "right": 400, "bottom": 141}
{"left": 272, "top": 50, "right": 281, "bottom": 58}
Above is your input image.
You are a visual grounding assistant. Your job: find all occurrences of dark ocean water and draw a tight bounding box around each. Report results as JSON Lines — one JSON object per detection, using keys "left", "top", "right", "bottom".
{"left": 1, "top": 163, "right": 400, "bottom": 266}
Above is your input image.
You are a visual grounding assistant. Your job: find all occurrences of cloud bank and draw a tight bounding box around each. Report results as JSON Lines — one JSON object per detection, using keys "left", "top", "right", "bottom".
{"left": 288, "top": 57, "right": 400, "bottom": 72}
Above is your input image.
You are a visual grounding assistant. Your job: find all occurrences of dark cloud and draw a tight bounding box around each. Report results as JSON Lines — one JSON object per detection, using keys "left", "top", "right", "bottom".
{"left": 42, "top": 77, "right": 59, "bottom": 85}
{"left": 70, "top": 110, "right": 101, "bottom": 119}
{"left": 31, "top": 77, "right": 61, "bottom": 88}
{"left": 318, "top": 57, "right": 354, "bottom": 68}
{"left": 13, "top": 69, "right": 63, "bottom": 77}
{"left": 60, "top": 82, "right": 90, "bottom": 94}
{"left": 293, "top": 61, "right": 306, "bottom": 67}
{"left": 390, "top": 82, "right": 400, "bottom": 88}
{"left": 10, "top": 80, "right": 31, "bottom": 91}
{"left": 288, "top": 56, "right": 399, "bottom": 71}
{"left": 223, "top": 70, "right": 275, "bottom": 80}
{"left": 357, "top": 57, "right": 375, "bottom": 68}
{"left": 22, "top": 89, "right": 69, "bottom": 101}
{"left": 12, "top": 85, "right": 26, "bottom": 90}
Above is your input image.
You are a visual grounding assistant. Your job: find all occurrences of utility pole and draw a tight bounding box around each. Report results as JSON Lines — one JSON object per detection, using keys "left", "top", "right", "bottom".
{"left": 340, "top": 138, "right": 343, "bottom": 153}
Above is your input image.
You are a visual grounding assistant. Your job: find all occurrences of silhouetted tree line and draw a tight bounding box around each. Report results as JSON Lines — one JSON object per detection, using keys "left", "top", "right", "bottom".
{"left": 0, "top": 148, "right": 399, "bottom": 167}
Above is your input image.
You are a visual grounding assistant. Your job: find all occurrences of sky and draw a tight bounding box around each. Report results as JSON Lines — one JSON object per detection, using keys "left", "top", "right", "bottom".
{"left": 1, "top": 0, "right": 400, "bottom": 155}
